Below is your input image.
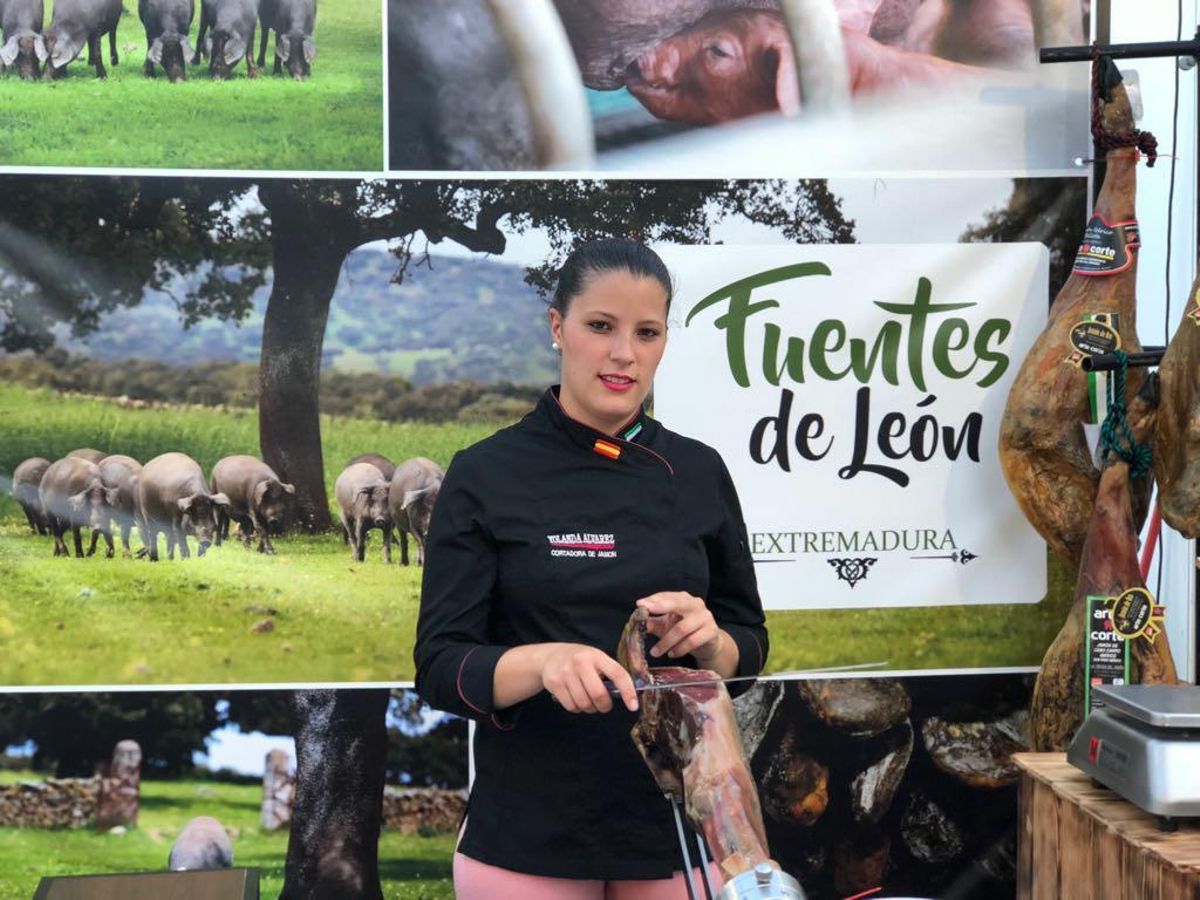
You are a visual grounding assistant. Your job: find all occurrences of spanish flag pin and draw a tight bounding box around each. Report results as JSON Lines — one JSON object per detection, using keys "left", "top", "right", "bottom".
{"left": 593, "top": 439, "right": 621, "bottom": 461}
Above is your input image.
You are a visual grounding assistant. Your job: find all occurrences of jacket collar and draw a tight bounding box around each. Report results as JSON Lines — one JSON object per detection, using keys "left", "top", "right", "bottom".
{"left": 539, "top": 386, "right": 654, "bottom": 455}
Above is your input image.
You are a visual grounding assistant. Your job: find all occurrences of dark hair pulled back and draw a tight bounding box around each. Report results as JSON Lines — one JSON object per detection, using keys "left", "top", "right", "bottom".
{"left": 550, "top": 238, "right": 674, "bottom": 316}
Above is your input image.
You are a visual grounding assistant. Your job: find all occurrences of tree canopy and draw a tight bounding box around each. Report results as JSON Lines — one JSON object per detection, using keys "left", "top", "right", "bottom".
{"left": 0, "top": 177, "right": 856, "bottom": 527}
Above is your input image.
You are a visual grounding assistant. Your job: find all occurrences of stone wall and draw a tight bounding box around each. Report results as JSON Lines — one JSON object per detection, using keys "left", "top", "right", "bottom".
{"left": 0, "top": 777, "right": 99, "bottom": 828}
{"left": 381, "top": 787, "right": 467, "bottom": 835}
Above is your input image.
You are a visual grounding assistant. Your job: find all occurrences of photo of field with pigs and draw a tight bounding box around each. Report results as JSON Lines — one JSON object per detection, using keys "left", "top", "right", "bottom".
{"left": 0, "top": 688, "right": 465, "bottom": 898}
{"left": 0, "top": 174, "right": 1095, "bottom": 688}
{"left": 388, "top": 0, "right": 1089, "bottom": 171}
{"left": 0, "top": 0, "right": 380, "bottom": 170}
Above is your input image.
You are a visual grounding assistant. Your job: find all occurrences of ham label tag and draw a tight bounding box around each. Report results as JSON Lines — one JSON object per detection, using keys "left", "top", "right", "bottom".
{"left": 1072, "top": 217, "right": 1140, "bottom": 276}
{"left": 1070, "top": 320, "right": 1121, "bottom": 357}
{"left": 1085, "top": 594, "right": 1130, "bottom": 715}
{"left": 1065, "top": 313, "right": 1121, "bottom": 425}
{"left": 1109, "top": 587, "right": 1166, "bottom": 643}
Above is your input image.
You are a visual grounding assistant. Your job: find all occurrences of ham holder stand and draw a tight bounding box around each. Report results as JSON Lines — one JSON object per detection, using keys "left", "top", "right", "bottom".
{"left": 1041, "top": 33, "right": 1200, "bottom": 832}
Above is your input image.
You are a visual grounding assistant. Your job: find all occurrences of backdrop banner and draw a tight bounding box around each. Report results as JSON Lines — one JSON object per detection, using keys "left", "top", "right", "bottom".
{"left": 656, "top": 243, "right": 1049, "bottom": 611}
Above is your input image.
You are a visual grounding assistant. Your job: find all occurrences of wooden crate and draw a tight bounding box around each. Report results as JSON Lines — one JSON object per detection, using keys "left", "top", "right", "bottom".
{"left": 1015, "top": 753, "right": 1200, "bottom": 899}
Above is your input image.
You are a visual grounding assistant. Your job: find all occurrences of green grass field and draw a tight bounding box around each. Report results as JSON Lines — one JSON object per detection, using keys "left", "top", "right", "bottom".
{"left": 0, "top": 774, "right": 454, "bottom": 898}
{"left": 0, "top": 383, "right": 1072, "bottom": 685}
{"left": 0, "top": 0, "right": 381, "bottom": 170}
{"left": 0, "top": 384, "right": 496, "bottom": 686}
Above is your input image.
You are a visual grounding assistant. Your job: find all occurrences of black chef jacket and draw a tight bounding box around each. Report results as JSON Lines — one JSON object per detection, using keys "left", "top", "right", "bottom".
{"left": 414, "top": 386, "right": 768, "bottom": 880}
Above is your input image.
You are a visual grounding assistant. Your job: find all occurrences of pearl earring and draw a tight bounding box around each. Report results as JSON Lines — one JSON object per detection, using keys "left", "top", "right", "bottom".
{"left": 552, "top": 341, "right": 560, "bottom": 351}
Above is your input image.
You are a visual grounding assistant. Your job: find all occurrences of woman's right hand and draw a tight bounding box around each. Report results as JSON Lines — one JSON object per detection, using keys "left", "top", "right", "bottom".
{"left": 540, "top": 643, "right": 639, "bottom": 714}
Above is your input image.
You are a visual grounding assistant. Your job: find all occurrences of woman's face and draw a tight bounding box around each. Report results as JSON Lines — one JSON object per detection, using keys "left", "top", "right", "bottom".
{"left": 549, "top": 268, "right": 669, "bottom": 436}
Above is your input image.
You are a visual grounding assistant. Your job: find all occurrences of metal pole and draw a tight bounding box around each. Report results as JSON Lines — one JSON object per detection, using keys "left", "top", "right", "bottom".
{"left": 694, "top": 831, "right": 718, "bottom": 900}
{"left": 484, "top": 0, "right": 595, "bottom": 168}
{"left": 775, "top": 0, "right": 851, "bottom": 113}
{"left": 1080, "top": 347, "right": 1167, "bottom": 371}
{"left": 1041, "top": 34, "right": 1200, "bottom": 64}
{"left": 669, "top": 795, "right": 700, "bottom": 900}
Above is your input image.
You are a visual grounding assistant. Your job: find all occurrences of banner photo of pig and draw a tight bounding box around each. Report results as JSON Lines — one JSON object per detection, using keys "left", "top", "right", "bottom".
{"left": 1, "top": 173, "right": 1089, "bottom": 688}
{"left": 386, "top": 0, "right": 1089, "bottom": 169}
{"left": 0, "top": 687, "right": 469, "bottom": 898}
{"left": 0, "top": 0, "right": 379, "bottom": 171}
{"left": 557, "top": 0, "right": 1087, "bottom": 129}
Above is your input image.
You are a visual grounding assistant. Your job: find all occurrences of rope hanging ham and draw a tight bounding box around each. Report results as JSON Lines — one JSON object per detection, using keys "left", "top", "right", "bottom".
{"left": 1090, "top": 44, "right": 1158, "bottom": 166}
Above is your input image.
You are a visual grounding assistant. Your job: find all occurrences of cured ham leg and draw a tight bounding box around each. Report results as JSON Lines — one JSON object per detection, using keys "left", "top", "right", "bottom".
{"left": 618, "top": 608, "right": 771, "bottom": 881}
{"left": 1154, "top": 270, "right": 1200, "bottom": 536}
{"left": 1030, "top": 462, "right": 1178, "bottom": 751}
{"left": 999, "top": 67, "right": 1150, "bottom": 570}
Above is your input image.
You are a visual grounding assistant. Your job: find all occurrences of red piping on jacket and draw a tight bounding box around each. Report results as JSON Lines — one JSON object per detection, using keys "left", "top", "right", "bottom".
{"left": 456, "top": 647, "right": 515, "bottom": 730}
{"left": 551, "top": 391, "right": 674, "bottom": 475}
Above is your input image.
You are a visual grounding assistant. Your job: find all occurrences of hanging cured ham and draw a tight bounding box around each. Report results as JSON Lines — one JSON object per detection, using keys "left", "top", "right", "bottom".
{"left": 617, "top": 607, "right": 772, "bottom": 881}
{"left": 998, "top": 62, "right": 1152, "bottom": 570}
{"left": 1153, "top": 270, "right": 1200, "bottom": 536}
{"left": 1030, "top": 461, "right": 1178, "bottom": 751}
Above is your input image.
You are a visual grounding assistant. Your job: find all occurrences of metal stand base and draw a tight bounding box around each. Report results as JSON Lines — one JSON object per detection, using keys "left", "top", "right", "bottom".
{"left": 663, "top": 793, "right": 807, "bottom": 900}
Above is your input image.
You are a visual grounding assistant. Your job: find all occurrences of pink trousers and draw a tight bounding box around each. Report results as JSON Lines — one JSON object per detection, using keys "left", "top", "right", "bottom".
{"left": 454, "top": 851, "right": 726, "bottom": 899}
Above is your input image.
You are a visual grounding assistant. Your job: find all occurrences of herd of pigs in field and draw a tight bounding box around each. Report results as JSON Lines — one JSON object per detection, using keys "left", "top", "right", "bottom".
{"left": 0, "top": 0, "right": 316, "bottom": 82}
{"left": 9, "top": 449, "right": 444, "bottom": 567}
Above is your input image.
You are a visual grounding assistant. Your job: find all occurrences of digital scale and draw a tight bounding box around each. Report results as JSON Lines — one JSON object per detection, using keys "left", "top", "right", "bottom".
{"left": 1067, "top": 684, "right": 1200, "bottom": 831}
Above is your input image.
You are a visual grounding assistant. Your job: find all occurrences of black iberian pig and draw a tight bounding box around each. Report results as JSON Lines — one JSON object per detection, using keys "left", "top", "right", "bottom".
{"left": 139, "top": 0, "right": 194, "bottom": 81}
{"left": 135, "top": 452, "right": 230, "bottom": 561}
{"left": 386, "top": 456, "right": 443, "bottom": 567}
{"left": 334, "top": 462, "right": 391, "bottom": 564}
{"left": 258, "top": 0, "right": 314, "bottom": 79}
{"left": 11, "top": 456, "right": 51, "bottom": 535}
{"left": 198, "top": 0, "right": 259, "bottom": 79}
{"left": 67, "top": 447, "right": 107, "bottom": 464}
{"left": 210, "top": 454, "right": 295, "bottom": 555}
{"left": 38, "top": 456, "right": 116, "bottom": 558}
{"left": 0, "top": 0, "right": 47, "bottom": 80}
{"left": 346, "top": 453, "right": 395, "bottom": 482}
{"left": 168, "top": 815, "right": 234, "bottom": 870}
{"left": 387, "top": 0, "right": 538, "bottom": 171}
{"left": 98, "top": 454, "right": 143, "bottom": 557}
{"left": 42, "top": 0, "right": 121, "bottom": 79}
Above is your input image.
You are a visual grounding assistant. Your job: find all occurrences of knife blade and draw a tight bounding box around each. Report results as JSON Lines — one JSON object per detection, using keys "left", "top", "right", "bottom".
{"left": 608, "top": 660, "right": 889, "bottom": 694}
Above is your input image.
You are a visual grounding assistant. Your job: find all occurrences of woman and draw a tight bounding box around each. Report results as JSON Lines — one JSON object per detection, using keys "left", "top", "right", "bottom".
{"left": 414, "top": 238, "right": 769, "bottom": 898}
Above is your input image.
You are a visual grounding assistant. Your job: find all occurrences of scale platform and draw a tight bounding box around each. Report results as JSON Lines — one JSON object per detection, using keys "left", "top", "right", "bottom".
{"left": 1067, "top": 684, "right": 1200, "bottom": 829}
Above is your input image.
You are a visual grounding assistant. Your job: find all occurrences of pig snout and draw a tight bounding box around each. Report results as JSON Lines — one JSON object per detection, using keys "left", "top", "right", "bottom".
{"left": 627, "top": 44, "right": 681, "bottom": 90}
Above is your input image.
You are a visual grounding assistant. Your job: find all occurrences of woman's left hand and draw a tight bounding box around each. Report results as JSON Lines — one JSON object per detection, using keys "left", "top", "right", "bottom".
{"left": 636, "top": 592, "right": 722, "bottom": 665}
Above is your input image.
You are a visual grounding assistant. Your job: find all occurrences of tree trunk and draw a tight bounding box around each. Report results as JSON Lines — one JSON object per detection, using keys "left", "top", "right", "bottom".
{"left": 281, "top": 689, "right": 390, "bottom": 899}
{"left": 258, "top": 183, "right": 359, "bottom": 533}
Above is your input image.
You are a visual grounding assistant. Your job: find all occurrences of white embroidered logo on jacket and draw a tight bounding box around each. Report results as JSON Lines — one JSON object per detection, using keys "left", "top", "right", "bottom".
{"left": 546, "top": 533, "right": 617, "bottom": 559}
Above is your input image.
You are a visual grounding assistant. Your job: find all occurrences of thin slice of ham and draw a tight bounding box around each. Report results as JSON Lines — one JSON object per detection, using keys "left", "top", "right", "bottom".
{"left": 617, "top": 607, "right": 772, "bottom": 881}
